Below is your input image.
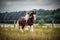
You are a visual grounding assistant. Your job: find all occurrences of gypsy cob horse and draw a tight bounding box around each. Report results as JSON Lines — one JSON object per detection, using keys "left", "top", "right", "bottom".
{"left": 17, "top": 10, "right": 36, "bottom": 32}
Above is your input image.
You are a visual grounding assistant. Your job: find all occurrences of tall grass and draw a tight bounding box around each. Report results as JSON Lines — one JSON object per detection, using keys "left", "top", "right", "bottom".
{"left": 0, "top": 24, "right": 60, "bottom": 40}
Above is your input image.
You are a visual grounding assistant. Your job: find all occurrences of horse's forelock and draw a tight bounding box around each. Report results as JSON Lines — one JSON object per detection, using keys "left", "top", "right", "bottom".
{"left": 24, "top": 11, "right": 29, "bottom": 20}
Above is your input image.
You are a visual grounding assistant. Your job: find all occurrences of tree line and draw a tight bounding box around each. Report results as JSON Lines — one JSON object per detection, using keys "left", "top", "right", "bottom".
{"left": 0, "top": 8, "right": 60, "bottom": 23}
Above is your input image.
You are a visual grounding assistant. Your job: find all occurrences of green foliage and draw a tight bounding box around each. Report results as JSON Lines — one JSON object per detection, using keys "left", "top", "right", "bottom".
{"left": 0, "top": 8, "right": 60, "bottom": 23}
{"left": 38, "top": 19, "right": 45, "bottom": 26}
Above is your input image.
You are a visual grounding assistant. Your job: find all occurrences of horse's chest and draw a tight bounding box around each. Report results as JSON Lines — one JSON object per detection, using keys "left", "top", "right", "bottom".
{"left": 27, "top": 18, "right": 34, "bottom": 25}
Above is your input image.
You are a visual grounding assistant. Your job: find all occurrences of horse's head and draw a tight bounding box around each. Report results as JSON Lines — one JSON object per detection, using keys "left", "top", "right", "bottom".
{"left": 25, "top": 9, "right": 36, "bottom": 21}
{"left": 28, "top": 10, "right": 36, "bottom": 21}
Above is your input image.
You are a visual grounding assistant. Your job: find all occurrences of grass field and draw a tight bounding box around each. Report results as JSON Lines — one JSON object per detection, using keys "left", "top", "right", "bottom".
{"left": 0, "top": 24, "right": 60, "bottom": 40}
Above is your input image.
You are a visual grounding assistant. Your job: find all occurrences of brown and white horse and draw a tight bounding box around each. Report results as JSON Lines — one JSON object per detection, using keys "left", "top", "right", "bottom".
{"left": 17, "top": 10, "right": 36, "bottom": 32}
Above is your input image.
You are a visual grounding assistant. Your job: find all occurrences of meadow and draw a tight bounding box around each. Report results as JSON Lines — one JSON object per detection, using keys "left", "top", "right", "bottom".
{"left": 0, "top": 24, "right": 60, "bottom": 40}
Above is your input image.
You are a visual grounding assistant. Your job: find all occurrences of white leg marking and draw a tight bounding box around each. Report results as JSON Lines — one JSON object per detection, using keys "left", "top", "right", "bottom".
{"left": 25, "top": 26, "right": 28, "bottom": 31}
{"left": 20, "top": 26, "right": 23, "bottom": 32}
{"left": 30, "top": 25, "right": 34, "bottom": 32}
{"left": 28, "top": 26, "right": 30, "bottom": 29}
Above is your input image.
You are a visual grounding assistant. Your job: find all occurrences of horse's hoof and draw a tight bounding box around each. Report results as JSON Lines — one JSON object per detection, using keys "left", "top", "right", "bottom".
{"left": 20, "top": 29, "right": 23, "bottom": 32}
{"left": 30, "top": 30, "right": 34, "bottom": 32}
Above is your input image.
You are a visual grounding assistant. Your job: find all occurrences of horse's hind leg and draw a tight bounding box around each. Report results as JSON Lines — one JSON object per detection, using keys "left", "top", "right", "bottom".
{"left": 20, "top": 26, "right": 23, "bottom": 32}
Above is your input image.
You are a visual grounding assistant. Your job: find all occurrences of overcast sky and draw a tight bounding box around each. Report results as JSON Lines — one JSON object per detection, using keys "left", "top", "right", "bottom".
{"left": 0, "top": 0, "right": 60, "bottom": 12}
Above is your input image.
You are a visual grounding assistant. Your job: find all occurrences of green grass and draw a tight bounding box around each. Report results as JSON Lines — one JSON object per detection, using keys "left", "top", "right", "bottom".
{"left": 0, "top": 24, "right": 60, "bottom": 40}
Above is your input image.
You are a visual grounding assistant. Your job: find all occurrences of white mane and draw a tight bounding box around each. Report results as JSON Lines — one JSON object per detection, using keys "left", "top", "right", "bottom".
{"left": 24, "top": 11, "right": 29, "bottom": 20}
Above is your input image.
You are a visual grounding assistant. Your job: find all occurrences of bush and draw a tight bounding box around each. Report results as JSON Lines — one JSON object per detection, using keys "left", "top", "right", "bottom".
{"left": 38, "top": 19, "right": 45, "bottom": 26}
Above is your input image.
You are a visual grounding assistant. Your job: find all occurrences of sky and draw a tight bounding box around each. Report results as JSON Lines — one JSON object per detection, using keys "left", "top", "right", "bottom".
{"left": 0, "top": 0, "right": 60, "bottom": 12}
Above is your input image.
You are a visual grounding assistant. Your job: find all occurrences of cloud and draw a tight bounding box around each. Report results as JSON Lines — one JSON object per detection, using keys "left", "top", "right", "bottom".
{"left": 0, "top": 0, "right": 60, "bottom": 12}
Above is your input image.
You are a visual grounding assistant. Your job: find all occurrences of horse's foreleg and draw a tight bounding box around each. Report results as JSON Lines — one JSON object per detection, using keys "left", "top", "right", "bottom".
{"left": 30, "top": 25, "right": 34, "bottom": 32}
{"left": 20, "top": 26, "right": 23, "bottom": 32}
{"left": 25, "top": 26, "right": 30, "bottom": 31}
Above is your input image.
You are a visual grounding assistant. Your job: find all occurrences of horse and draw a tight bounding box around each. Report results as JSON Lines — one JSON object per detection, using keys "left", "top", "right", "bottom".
{"left": 17, "top": 10, "right": 36, "bottom": 32}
